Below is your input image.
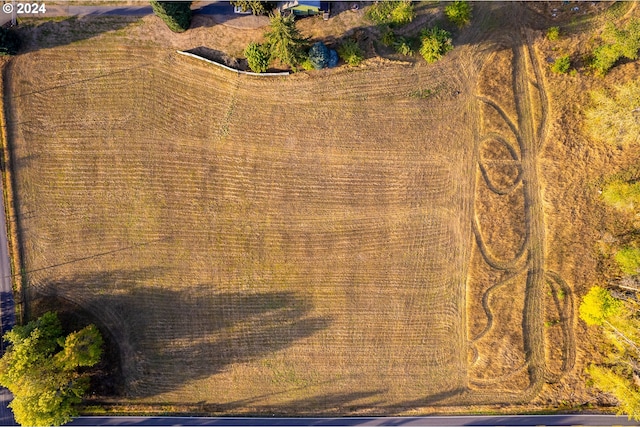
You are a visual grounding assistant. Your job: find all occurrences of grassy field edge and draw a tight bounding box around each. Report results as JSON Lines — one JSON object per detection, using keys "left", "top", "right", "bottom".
{"left": 0, "top": 59, "right": 25, "bottom": 324}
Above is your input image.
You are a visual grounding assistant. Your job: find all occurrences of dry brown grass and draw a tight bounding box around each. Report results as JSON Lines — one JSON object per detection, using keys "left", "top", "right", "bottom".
{"left": 6, "top": 21, "right": 478, "bottom": 410}
{"left": 5, "top": 1, "right": 640, "bottom": 416}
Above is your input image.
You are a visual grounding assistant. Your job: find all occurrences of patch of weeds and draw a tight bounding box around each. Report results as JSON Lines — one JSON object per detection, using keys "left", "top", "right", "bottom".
{"left": 547, "top": 26, "right": 560, "bottom": 41}
{"left": 545, "top": 319, "right": 561, "bottom": 327}
{"left": 551, "top": 54, "right": 571, "bottom": 73}
{"left": 557, "top": 288, "right": 566, "bottom": 301}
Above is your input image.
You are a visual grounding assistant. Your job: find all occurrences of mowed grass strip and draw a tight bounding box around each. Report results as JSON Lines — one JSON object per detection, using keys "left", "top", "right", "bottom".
{"left": 8, "top": 44, "right": 474, "bottom": 411}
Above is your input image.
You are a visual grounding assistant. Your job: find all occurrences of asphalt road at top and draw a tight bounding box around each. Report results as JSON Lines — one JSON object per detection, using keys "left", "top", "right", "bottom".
{"left": 68, "top": 415, "right": 640, "bottom": 426}
{"left": 0, "top": 139, "right": 17, "bottom": 427}
{"left": 4, "top": 1, "right": 236, "bottom": 18}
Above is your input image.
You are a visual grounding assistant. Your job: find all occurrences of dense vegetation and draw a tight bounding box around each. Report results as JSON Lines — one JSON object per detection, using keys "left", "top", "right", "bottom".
{"left": 0, "top": 28, "right": 20, "bottom": 56}
{"left": 581, "top": 79, "right": 640, "bottom": 419}
{"left": 444, "top": 1, "right": 472, "bottom": 28}
{"left": 0, "top": 312, "right": 103, "bottom": 426}
{"left": 263, "top": 12, "right": 309, "bottom": 69}
{"left": 337, "top": 39, "right": 364, "bottom": 66}
{"left": 244, "top": 42, "right": 270, "bottom": 73}
{"left": 591, "top": 18, "right": 640, "bottom": 75}
{"left": 419, "top": 27, "right": 453, "bottom": 63}
{"left": 365, "top": 1, "right": 415, "bottom": 26}
{"left": 150, "top": 1, "right": 192, "bottom": 32}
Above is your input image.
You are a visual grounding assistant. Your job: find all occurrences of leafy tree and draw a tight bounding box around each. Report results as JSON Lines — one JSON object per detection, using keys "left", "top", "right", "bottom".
{"left": 585, "top": 80, "right": 640, "bottom": 146}
{"left": 587, "top": 365, "right": 640, "bottom": 420}
{"left": 547, "top": 26, "right": 560, "bottom": 41}
{"left": 0, "top": 28, "right": 20, "bottom": 56}
{"left": 338, "top": 39, "right": 364, "bottom": 66}
{"left": 231, "top": 1, "right": 275, "bottom": 15}
{"left": 150, "top": 1, "right": 192, "bottom": 33}
{"left": 444, "top": 1, "right": 472, "bottom": 28}
{"left": 579, "top": 286, "right": 623, "bottom": 326}
{"left": 419, "top": 27, "right": 453, "bottom": 63}
{"left": 616, "top": 247, "right": 640, "bottom": 276}
{"left": 551, "top": 54, "right": 571, "bottom": 73}
{"left": 365, "top": 1, "right": 414, "bottom": 26}
{"left": 244, "top": 42, "right": 270, "bottom": 73}
{"left": 602, "top": 180, "right": 640, "bottom": 212}
{"left": 264, "top": 11, "right": 309, "bottom": 69}
{"left": 0, "top": 312, "right": 103, "bottom": 426}
{"left": 308, "top": 42, "right": 330, "bottom": 70}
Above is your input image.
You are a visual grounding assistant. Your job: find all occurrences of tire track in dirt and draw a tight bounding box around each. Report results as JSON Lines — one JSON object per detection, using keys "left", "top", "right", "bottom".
{"left": 468, "top": 26, "right": 576, "bottom": 401}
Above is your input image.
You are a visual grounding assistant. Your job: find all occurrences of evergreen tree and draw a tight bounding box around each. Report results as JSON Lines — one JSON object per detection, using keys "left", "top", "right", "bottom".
{"left": 264, "top": 11, "right": 309, "bottom": 68}
{"left": 150, "top": 1, "right": 192, "bottom": 33}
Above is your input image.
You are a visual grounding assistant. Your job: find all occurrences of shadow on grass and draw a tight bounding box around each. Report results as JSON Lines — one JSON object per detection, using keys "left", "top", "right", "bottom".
{"left": 30, "top": 269, "right": 331, "bottom": 399}
{"left": 15, "top": 15, "right": 140, "bottom": 53}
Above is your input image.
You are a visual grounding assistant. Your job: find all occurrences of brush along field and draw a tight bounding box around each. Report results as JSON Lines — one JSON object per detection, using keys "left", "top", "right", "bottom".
{"left": 7, "top": 1, "right": 632, "bottom": 414}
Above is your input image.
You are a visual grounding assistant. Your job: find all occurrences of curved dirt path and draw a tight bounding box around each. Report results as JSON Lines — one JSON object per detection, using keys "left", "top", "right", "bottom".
{"left": 467, "top": 16, "right": 573, "bottom": 401}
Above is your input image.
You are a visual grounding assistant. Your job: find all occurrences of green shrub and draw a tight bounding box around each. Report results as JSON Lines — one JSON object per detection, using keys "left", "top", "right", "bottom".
{"left": 308, "top": 41, "right": 330, "bottom": 69}
{"left": 444, "top": 1, "right": 472, "bottom": 28}
{"left": 591, "top": 44, "right": 622, "bottom": 75}
{"left": 365, "top": 1, "right": 415, "bottom": 26}
{"left": 547, "top": 26, "right": 560, "bottom": 41}
{"left": 551, "top": 54, "right": 571, "bottom": 73}
{"left": 602, "top": 180, "right": 640, "bottom": 211}
{"left": 300, "top": 57, "right": 314, "bottom": 71}
{"left": 615, "top": 247, "right": 640, "bottom": 275}
{"left": 150, "top": 1, "right": 192, "bottom": 33}
{"left": 590, "top": 19, "right": 640, "bottom": 75}
{"left": 579, "top": 286, "right": 623, "bottom": 326}
{"left": 338, "top": 39, "right": 364, "bottom": 66}
{"left": 0, "top": 28, "right": 20, "bottom": 56}
{"left": 244, "top": 42, "right": 270, "bottom": 73}
{"left": 381, "top": 28, "right": 396, "bottom": 47}
{"left": 394, "top": 37, "right": 413, "bottom": 56}
{"left": 419, "top": 27, "right": 453, "bottom": 63}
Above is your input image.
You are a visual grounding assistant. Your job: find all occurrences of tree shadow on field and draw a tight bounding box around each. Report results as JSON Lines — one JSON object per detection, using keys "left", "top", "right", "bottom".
{"left": 31, "top": 269, "right": 331, "bottom": 399}
{"left": 15, "top": 15, "right": 140, "bottom": 53}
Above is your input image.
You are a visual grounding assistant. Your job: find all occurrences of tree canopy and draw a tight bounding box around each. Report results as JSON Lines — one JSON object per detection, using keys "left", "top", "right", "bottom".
{"left": 150, "top": 1, "right": 192, "bottom": 33}
{"left": 0, "top": 312, "right": 103, "bottom": 426}
{"left": 0, "top": 28, "right": 20, "bottom": 56}
{"left": 264, "top": 12, "right": 309, "bottom": 68}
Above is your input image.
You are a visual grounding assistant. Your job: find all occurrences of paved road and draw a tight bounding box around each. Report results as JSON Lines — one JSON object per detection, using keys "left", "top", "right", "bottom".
{"left": 68, "top": 415, "right": 640, "bottom": 426}
{"left": 3, "top": 1, "right": 237, "bottom": 19}
{"left": 0, "top": 123, "right": 17, "bottom": 426}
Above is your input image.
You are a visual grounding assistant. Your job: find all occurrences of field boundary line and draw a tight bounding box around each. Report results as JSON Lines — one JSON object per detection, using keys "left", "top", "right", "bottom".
{"left": 176, "top": 51, "right": 290, "bottom": 76}
{"left": 0, "top": 61, "right": 23, "bottom": 325}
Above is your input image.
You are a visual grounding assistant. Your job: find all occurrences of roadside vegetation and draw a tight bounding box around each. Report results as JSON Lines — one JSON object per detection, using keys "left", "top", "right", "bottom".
{"left": 580, "top": 80, "right": 640, "bottom": 420}
{"left": 0, "top": 312, "right": 103, "bottom": 426}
